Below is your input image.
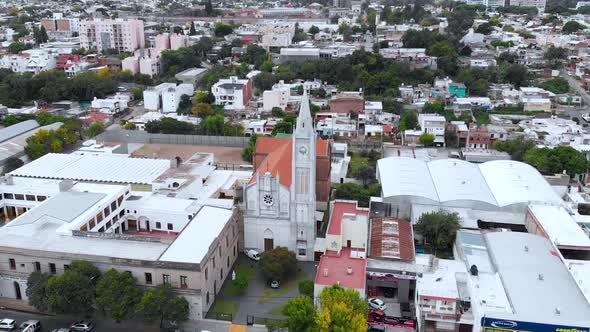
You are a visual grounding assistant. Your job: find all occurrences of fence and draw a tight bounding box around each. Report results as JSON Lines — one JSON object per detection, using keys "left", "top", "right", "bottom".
{"left": 95, "top": 130, "right": 250, "bottom": 147}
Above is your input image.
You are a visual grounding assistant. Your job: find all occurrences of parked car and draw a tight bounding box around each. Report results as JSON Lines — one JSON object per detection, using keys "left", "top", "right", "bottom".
{"left": 245, "top": 249, "right": 260, "bottom": 261}
{"left": 0, "top": 319, "right": 16, "bottom": 330}
{"left": 52, "top": 329, "right": 72, "bottom": 332}
{"left": 368, "top": 324, "right": 386, "bottom": 332}
{"left": 270, "top": 279, "right": 280, "bottom": 289}
{"left": 368, "top": 298, "right": 387, "bottom": 311}
{"left": 70, "top": 321, "right": 94, "bottom": 332}
{"left": 19, "top": 320, "right": 41, "bottom": 331}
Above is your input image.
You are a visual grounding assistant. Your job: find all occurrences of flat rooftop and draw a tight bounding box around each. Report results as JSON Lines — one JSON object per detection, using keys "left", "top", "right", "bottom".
{"left": 485, "top": 232, "right": 590, "bottom": 325}
{"left": 315, "top": 247, "right": 366, "bottom": 290}
{"left": 528, "top": 204, "right": 590, "bottom": 249}
{"left": 11, "top": 153, "right": 170, "bottom": 185}
{"left": 159, "top": 206, "right": 234, "bottom": 264}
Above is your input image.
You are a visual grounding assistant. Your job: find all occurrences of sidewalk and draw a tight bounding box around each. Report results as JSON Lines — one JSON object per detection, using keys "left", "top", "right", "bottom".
{"left": 182, "top": 319, "right": 267, "bottom": 332}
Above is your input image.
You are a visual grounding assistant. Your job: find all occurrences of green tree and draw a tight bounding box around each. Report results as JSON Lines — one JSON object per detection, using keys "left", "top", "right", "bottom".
{"left": 3, "top": 157, "right": 23, "bottom": 174}
{"left": 282, "top": 295, "right": 316, "bottom": 332}
{"left": 242, "top": 45, "right": 268, "bottom": 69}
{"left": 524, "top": 146, "right": 588, "bottom": 176}
{"left": 200, "top": 114, "right": 224, "bottom": 135}
{"left": 194, "top": 91, "right": 213, "bottom": 104}
{"left": 271, "top": 107, "right": 284, "bottom": 117}
{"left": 231, "top": 273, "right": 249, "bottom": 293}
{"left": 399, "top": 110, "right": 418, "bottom": 131}
{"left": 544, "top": 45, "right": 567, "bottom": 68}
{"left": 352, "top": 164, "right": 375, "bottom": 186}
{"left": 563, "top": 21, "right": 586, "bottom": 34}
{"left": 494, "top": 136, "right": 536, "bottom": 161}
{"left": 259, "top": 247, "right": 297, "bottom": 281}
{"left": 8, "top": 41, "right": 30, "bottom": 54}
{"left": 86, "top": 122, "right": 105, "bottom": 138}
{"left": 334, "top": 182, "right": 380, "bottom": 207}
{"left": 260, "top": 61, "right": 273, "bottom": 73}
{"left": 124, "top": 122, "right": 137, "bottom": 130}
{"left": 242, "top": 134, "right": 259, "bottom": 162}
{"left": 96, "top": 269, "right": 143, "bottom": 322}
{"left": 537, "top": 78, "right": 570, "bottom": 94}
{"left": 419, "top": 132, "right": 435, "bottom": 146}
{"left": 315, "top": 285, "right": 367, "bottom": 332}
{"left": 475, "top": 22, "right": 493, "bottom": 35}
{"left": 298, "top": 280, "right": 314, "bottom": 298}
{"left": 308, "top": 25, "right": 320, "bottom": 35}
{"left": 414, "top": 210, "right": 461, "bottom": 257}
{"left": 502, "top": 64, "right": 529, "bottom": 88}
{"left": 214, "top": 23, "right": 233, "bottom": 37}
{"left": 422, "top": 101, "right": 445, "bottom": 114}
{"left": 131, "top": 87, "right": 143, "bottom": 100}
{"left": 192, "top": 102, "right": 214, "bottom": 118}
{"left": 136, "top": 284, "right": 189, "bottom": 328}
{"left": 46, "top": 261, "right": 100, "bottom": 314}
{"left": 26, "top": 272, "right": 50, "bottom": 312}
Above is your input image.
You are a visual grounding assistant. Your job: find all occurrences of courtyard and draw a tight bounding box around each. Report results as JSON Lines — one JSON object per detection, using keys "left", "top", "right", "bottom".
{"left": 207, "top": 255, "right": 316, "bottom": 325}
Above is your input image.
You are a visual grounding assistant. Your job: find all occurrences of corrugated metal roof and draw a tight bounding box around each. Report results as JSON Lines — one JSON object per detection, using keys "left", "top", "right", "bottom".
{"left": 11, "top": 153, "right": 170, "bottom": 185}
{"left": 0, "top": 120, "right": 40, "bottom": 143}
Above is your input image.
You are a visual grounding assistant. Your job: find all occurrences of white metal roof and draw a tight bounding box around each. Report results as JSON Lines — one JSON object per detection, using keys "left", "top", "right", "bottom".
{"left": 528, "top": 205, "right": 590, "bottom": 248}
{"left": 479, "top": 160, "right": 562, "bottom": 207}
{"left": 159, "top": 206, "right": 234, "bottom": 264}
{"left": 427, "top": 159, "right": 497, "bottom": 206}
{"left": 379, "top": 157, "right": 562, "bottom": 209}
{"left": 377, "top": 157, "right": 439, "bottom": 202}
{"left": 11, "top": 153, "right": 170, "bottom": 185}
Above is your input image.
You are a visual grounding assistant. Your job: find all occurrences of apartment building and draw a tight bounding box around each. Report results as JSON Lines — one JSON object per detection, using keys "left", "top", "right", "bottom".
{"left": 143, "top": 83, "right": 194, "bottom": 114}
{"left": 262, "top": 80, "right": 291, "bottom": 111}
{"left": 0, "top": 49, "right": 57, "bottom": 74}
{"left": 40, "top": 13, "right": 80, "bottom": 38}
{"left": 418, "top": 114, "right": 446, "bottom": 146}
{"left": 212, "top": 77, "right": 253, "bottom": 111}
{"left": 79, "top": 18, "right": 145, "bottom": 53}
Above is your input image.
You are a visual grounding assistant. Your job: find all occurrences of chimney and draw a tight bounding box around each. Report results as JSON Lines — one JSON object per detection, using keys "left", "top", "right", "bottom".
{"left": 323, "top": 268, "right": 328, "bottom": 277}
{"left": 346, "top": 267, "right": 353, "bottom": 275}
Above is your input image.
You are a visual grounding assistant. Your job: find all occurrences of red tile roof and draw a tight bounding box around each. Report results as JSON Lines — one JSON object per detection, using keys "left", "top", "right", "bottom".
{"left": 251, "top": 136, "right": 329, "bottom": 187}
{"left": 315, "top": 247, "right": 366, "bottom": 289}
{"left": 370, "top": 217, "right": 415, "bottom": 261}
{"left": 328, "top": 201, "right": 369, "bottom": 236}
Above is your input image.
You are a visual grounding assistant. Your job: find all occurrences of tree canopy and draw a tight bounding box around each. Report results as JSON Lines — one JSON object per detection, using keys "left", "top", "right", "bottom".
{"left": 96, "top": 269, "right": 143, "bottom": 322}
{"left": 259, "top": 247, "right": 297, "bottom": 281}
{"left": 136, "top": 284, "right": 189, "bottom": 328}
{"left": 414, "top": 210, "right": 461, "bottom": 257}
{"left": 523, "top": 146, "right": 588, "bottom": 177}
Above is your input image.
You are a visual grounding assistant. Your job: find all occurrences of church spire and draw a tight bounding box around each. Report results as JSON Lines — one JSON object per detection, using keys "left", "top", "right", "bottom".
{"left": 295, "top": 90, "right": 314, "bottom": 137}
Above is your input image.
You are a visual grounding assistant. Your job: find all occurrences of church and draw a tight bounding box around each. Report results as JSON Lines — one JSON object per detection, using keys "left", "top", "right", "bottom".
{"left": 243, "top": 92, "right": 331, "bottom": 261}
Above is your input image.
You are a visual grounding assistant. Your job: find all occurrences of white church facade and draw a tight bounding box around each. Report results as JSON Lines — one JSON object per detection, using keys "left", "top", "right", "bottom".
{"left": 243, "top": 93, "right": 329, "bottom": 261}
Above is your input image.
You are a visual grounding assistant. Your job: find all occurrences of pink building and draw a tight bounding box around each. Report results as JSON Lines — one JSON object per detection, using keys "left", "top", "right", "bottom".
{"left": 314, "top": 201, "right": 369, "bottom": 299}
{"left": 80, "top": 18, "right": 145, "bottom": 53}
{"left": 154, "top": 33, "right": 170, "bottom": 53}
{"left": 170, "top": 33, "right": 190, "bottom": 50}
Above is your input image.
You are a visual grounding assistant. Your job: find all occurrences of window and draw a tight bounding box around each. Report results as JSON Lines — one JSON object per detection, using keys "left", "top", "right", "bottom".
{"left": 167, "top": 223, "right": 173, "bottom": 231}
{"left": 233, "top": 245, "right": 236, "bottom": 257}
{"left": 111, "top": 201, "right": 117, "bottom": 211}
{"left": 218, "top": 246, "right": 221, "bottom": 257}
{"left": 34, "top": 262, "right": 41, "bottom": 272}
{"left": 205, "top": 267, "right": 208, "bottom": 281}
{"left": 220, "top": 269, "right": 223, "bottom": 279}
{"left": 106, "top": 221, "right": 112, "bottom": 229}
{"left": 14, "top": 194, "right": 24, "bottom": 200}
{"left": 226, "top": 235, "right": 229, "bottom": 247}
{"left": 98, "top": 227, "right": 104, "bottom": 232}
{"left": 298, "top": 248, "right": 306, "bottom": 256}
{"left": 206, "top": 292, "right": 210, "bottom": 305}
{"left": 156, "top": 222, "right": 161, "bottom": 229}
{"left": 119, "top": 210, "right": 125, "bottom": 217}
{"left": 212, "top": 257, "right": 215, "bottom": 268}
{"left": 180, "top": 276, "right": 187, "bottom": 288}
{"left": 227, "top": 256, "right": 229, "bottom": 267}
{"left": 163, "top": 274, "right": 170, "bottom": 284}
{"left": 117, "top": 195, "right": 123, "bottom": 205}
{"left": 89, "top": 219, "right": 96, "bottom": 229}
{"left": 64, "top": 264, "right": 70, "bottom": 270}
{"left": 103, "top": 207, "right": 110, "bottom": 217}
{"left": 9, "top": 258, "right": 15, "bottom": 270}
{"left": 25, "top": 195, "right": 35, "bottom": 201}
{"left": 187, "top": 215, "right": 192, "bottom": 220}
{"left": 49, "top": 263, "right": 56, "bottom": 274}
{"left": 145, "top": 273, "right": 152, "bottom": 285}
{"left": 3, "top": 193, "right": 13, "bottom": 199}
{"left": 96, "top": 212, "right": 103, "bottom": 222}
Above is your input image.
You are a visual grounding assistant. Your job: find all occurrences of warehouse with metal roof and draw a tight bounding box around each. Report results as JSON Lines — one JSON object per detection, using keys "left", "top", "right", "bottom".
{"left": 377, "top": 157, "right": 563, "bottom": 218}
{"left": 10, "top": 153, "right": 171, "bottom": 188}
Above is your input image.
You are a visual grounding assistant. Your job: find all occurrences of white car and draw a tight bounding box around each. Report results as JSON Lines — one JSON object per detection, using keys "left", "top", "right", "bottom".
{"left": 368, "top": 298, "right": 387, "bottom": 311}
{"left": 245, "top": 249, "right": 260, "bottom": 261}
{"left": 0, "top": 319, "right": 16, "bottom": 330}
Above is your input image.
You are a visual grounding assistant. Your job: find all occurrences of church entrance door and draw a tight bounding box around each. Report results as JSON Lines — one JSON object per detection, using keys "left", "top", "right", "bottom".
{"left": 264, "top": 238, "right": 274, "bottom": 251}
